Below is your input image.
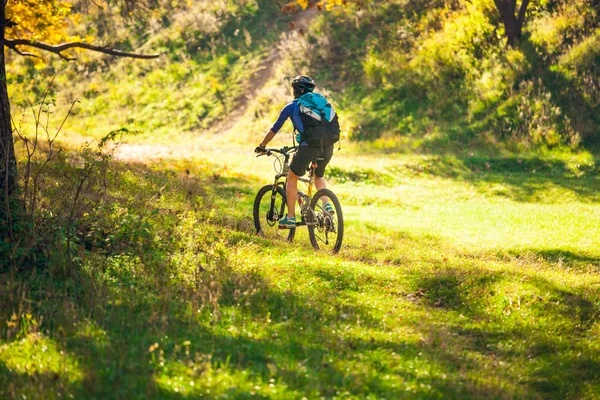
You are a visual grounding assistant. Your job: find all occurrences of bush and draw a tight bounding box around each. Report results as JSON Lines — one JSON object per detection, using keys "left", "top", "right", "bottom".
{"left": 298, "top": 0, "right": 599, "bottom": 150}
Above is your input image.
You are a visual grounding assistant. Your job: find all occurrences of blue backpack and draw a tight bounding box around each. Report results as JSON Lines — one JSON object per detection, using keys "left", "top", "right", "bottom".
{"left": 296, "top": 93, "right": 340, "bottom": 148}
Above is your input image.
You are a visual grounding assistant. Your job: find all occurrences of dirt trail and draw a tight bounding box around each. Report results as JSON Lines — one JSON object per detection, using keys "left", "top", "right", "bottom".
{"left": 216, "top": 7, "right": 318, "bottom": 132}
{"left": 115, "top": 8, "right": 318, "bottom": 163}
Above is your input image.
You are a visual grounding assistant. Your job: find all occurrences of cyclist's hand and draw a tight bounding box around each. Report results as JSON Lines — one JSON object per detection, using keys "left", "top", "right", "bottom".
{"left": 255, "top": 145, "right": 266, "bottom": 154}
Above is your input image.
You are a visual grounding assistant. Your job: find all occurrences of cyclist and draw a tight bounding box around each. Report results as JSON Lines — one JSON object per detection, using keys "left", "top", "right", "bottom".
{"left": 255, "top": 75, "right": 335, "bottom": 229}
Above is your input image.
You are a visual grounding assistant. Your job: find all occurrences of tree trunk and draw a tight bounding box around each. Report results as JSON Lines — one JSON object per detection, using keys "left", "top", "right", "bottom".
{"left": 494, "top": 0, "right": 530, "bottom": 47}
{"left": 1, "top": 2, "right": 18, "bottom": 242}
{"left": 1, "top": 3, "right": 18, "bottom": 199}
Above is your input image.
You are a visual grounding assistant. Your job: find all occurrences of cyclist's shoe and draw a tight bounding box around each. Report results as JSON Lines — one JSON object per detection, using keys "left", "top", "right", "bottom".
{"left": 323, "top": 203, "right": 335, "bottom": 215}
{"left": 278, "top": 216, "right": 296, "bottom": 229}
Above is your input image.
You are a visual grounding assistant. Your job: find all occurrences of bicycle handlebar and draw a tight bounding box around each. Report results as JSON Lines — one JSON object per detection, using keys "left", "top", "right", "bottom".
{"left": 256, "top": 146, "right": 298, "bottom": 157}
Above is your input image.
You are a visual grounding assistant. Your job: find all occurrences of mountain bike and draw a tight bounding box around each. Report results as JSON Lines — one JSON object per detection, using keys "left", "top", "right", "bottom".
{"left": 253, "top": 145, "right": 344, "bottom": 253}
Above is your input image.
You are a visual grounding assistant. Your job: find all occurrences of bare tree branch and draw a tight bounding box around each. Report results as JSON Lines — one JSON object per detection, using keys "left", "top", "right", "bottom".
{"left": 7, "top": 45, "right": 38, "bottom": 58}
{"left": 4, "top": 39, "right": 160, "bottom": 60}
{"left": 90, "top": 0, "right": 105, "bottom": 9}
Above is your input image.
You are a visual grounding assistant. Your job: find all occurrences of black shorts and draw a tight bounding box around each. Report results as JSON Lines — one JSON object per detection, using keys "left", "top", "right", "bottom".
{"left": 290, "top": 145, "right": 334, "bottom": 177}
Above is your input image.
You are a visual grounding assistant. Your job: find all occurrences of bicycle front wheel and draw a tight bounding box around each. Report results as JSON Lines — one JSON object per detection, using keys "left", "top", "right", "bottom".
{"left": 307, "top": 188, "right": 344, "bottom": 253}
{"left": 253, "top": 184, "right": 295, "bottom": 242}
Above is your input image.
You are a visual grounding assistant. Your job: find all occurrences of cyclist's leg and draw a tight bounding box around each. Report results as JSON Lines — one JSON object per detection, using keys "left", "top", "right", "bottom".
{"left": 315, "top": 176, "right": 326, "bottom": 190}
{"left": 314, "top": 176, "right": 334, "bottom": 213}
{"left": 287, "top": 146, "right": 316, "bottom": 219}
{"left": 314, "top": 145, "right": 334, "bottom": 207}
{"left": 286, "top": 171, "right": 299, "bottom": 218}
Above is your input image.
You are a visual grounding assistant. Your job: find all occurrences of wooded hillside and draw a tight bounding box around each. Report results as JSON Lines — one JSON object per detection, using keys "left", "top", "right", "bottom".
{"left": 1, "top": 1, "right": 599, "bottom": 399}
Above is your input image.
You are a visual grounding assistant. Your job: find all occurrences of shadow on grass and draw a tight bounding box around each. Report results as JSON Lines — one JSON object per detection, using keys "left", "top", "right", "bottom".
{"left": 2, "top": 261, "right": 403, "bottom": 398}
{"left": 402, "top": 252, "right": 600, "bottom": 397}
{"left": 511, "top": 249, "right": 600, "bottom": 269}
{"left": 324, "top": 151, "right": 599, "bottom": 203}
{"left": 0, "top": 362, "right": 80, "bottom": 400}
{"left": 2, "top": 156, "right": 600, "bottom": 399}
{"left": 335, "top": 225, "right": 600, "bottom": 395}
{"left": 3, "top": 227, "right": 600, "bottom": 398}
{"left": 399, "top": 154, "right": 600, "bottom": 203}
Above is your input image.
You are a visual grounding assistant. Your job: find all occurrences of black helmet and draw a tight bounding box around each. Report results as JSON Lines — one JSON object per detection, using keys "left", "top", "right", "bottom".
{"left": 292, "top": 75, "right": 315, "bottom": 97}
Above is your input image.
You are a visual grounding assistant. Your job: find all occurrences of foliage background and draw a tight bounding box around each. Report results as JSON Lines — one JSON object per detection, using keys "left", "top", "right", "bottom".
{"left": 1, "top": 0, "right": 600, "bottom": 398}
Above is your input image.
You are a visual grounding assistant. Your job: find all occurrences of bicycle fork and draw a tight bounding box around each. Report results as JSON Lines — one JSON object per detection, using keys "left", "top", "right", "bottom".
{"left": 268, "top": 182, "right": 285, "bottom": 223}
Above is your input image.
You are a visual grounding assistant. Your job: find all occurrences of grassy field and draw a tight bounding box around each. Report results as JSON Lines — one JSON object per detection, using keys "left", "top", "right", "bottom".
{"left": 2, "top": 127, "right": 599, "bottom": 399}
{"left": 2, "top": 1, "right": 600, "bottom": 397}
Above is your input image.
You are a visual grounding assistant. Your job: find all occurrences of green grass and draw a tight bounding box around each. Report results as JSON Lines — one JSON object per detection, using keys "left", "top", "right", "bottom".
{"left": 2, "top": 135, "right": 599, "bottom": 399}
{"left": 3, "top": 1, "right": 600, "bottom": 397}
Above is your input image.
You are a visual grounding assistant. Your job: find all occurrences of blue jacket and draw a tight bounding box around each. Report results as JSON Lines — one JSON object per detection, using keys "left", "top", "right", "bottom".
{"left": 270, "top": 100, "right": 304, "bottom": 134}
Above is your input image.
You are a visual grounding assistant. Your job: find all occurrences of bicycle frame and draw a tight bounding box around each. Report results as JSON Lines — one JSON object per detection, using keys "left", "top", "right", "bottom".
{"left": 263, "top": 147, "right": 318, "bottom": 227}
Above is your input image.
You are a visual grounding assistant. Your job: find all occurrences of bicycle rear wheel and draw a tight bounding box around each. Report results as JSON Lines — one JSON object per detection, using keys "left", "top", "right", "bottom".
{"left": 308, "top": 188, "right": 343, "bottom": 253}
{"left": 253, "top": 184, "right": 295, "bottom": 242}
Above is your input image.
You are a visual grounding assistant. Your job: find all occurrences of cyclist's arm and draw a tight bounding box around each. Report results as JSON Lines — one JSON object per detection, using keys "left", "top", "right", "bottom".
{"left": 259, "top": 102, "right": 295, "bottom": 147}
{"left": 270, "top": 103, "right": 296, "bottom": 134}
{"left": 259, "top": 130, "right": 276, "bottom": 148}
